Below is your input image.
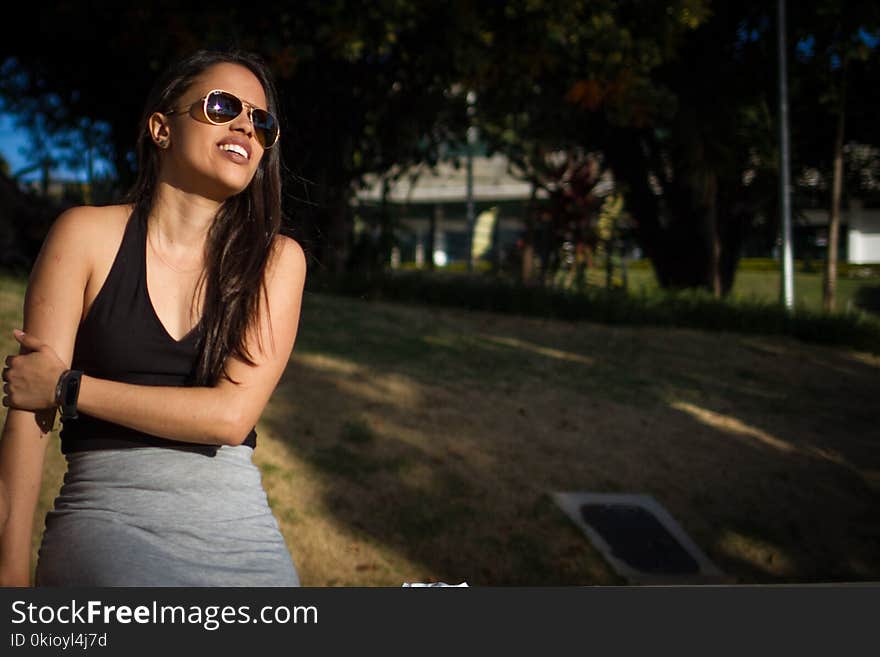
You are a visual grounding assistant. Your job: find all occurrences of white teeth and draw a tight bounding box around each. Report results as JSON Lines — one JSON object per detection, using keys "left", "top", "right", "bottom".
{"left": 219, "top": 143, "right": 248, "bottom": 159}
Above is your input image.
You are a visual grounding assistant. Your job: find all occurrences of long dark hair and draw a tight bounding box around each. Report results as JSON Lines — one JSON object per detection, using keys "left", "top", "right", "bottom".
{"left": 125, "top": 50, "right": 283, "bottom": 386}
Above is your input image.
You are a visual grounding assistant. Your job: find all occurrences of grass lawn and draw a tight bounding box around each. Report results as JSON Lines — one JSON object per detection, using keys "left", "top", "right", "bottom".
{"left": 1, "top": 272, "right": 879, "bottom": 585}
{"left": 624, "top": 267, "right": 880, "bottom": 315}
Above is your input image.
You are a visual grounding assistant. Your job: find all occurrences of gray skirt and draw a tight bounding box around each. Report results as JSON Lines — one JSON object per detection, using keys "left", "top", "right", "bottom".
{"left": 36, "top": 445, "right": 299, "bottom": 587}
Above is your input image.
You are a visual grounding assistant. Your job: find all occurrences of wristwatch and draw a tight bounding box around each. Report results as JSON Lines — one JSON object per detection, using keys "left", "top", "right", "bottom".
{"left": 54, "top": 369, "right": 83, "bottom": 421}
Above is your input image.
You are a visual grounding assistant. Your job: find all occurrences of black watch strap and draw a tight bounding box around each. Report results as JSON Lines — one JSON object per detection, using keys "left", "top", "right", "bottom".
{"left": 55, "top": 369, "right": 83, "bottom": 421}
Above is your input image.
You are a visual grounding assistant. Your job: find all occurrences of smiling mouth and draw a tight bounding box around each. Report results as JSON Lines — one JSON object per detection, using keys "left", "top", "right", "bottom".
{"left": 218, "top": 143, "right": 250, "bottom": 160}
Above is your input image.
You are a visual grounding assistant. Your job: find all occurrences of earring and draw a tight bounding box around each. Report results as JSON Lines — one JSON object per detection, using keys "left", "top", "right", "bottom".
{"left": 156, "top": 139, "right": 170, "bottom": 149}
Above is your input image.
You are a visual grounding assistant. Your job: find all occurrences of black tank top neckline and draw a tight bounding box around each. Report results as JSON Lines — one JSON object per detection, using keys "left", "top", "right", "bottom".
{"left": 142, "top": 224, "right": 204, "bottom": 345}
{"left": 60, "top": 206, "right": 257, "bottom": 455}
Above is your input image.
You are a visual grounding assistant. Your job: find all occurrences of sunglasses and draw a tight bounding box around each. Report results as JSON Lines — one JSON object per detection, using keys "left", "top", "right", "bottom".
{"left": 165, "top": 89, "right": 280, "bottom": 149}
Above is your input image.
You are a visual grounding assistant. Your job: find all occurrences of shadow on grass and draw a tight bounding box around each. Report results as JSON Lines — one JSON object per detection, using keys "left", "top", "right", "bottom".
{"left": 263, "top": 364, "right": 609, "bottom": 585}
{"left": 262, "top": 293, "right": 880, "bottom": 584}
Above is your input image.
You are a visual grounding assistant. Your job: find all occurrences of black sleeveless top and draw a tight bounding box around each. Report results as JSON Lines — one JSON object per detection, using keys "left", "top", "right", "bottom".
{"left": 59, "top": 208, "right": 257, "bottom": 455}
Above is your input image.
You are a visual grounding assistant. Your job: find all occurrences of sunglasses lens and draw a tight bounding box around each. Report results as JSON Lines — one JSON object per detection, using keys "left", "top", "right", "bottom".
{"left": 252, "top": 109, "right": 279, "bottom": 148}
{"left": 204, "top": 91, "right": 243, "bottom": 123}
{"left": 203, "top": 91, "right": 279, "bottom": 148}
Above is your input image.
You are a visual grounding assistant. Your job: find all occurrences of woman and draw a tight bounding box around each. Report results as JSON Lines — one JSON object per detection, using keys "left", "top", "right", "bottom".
{"left": 0, "top": 50, "right": 306, "bottom": 586}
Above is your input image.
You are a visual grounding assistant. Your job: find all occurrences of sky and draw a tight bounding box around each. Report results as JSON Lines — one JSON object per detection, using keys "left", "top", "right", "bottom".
{"left": 0, "top": 112, "right": 44, "bottom": 179}
{"left": 0, "top": 111, "right": 112, "bottom": 183}
{"left": 1, "top": 27, "right": 876, "bottom": 186}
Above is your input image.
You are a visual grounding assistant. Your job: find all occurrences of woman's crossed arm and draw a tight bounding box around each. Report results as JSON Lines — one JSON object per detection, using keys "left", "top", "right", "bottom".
{"left": 3, "top": 210, "right": 307, "bottom": 446}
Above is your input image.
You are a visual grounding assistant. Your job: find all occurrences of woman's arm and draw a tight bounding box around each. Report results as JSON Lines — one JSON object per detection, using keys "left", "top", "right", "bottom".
{"left": 0, "top": 476, "right": 9, "bottom": 535}
{"left": 0, "top": 411, "right": 54, "bottom": 585}
{"left": 74, "top": 234, "right": 304, "bottom": 445}
{"left": 5, "top": 234, "right": 307, "bottom": 447}
{"left": 86, "top": 233, "right": 306, "bottom": 445}
{"left": 0, "top": 207, "right": 91, "bottom": 585}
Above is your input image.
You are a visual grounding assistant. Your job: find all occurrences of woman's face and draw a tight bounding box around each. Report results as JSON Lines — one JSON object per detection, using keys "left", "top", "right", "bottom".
{"left": 156, "top": 62, "right": 271, "bottom": 200}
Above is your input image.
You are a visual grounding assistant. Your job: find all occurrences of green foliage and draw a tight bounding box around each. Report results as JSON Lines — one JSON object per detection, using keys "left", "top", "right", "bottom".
{"left": 309, "top": 270, "right": 880, "bottom": 353}
{"left": 597, "top": 193, "right": 624, "bottom": 243}
{"left": 1, "top": 2, "right": 480, "bottom": 272}
{"left": 627, "top": 257, "right": 880, "bottom": 278}
{"left": 2, "top": 1, "right": 878, "bottom": 289}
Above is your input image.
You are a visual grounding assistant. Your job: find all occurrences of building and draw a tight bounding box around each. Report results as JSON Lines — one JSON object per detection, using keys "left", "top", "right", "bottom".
{"left": 355, "top": 156, "right": 880, "bottom": 267}
{"left": 354, "top": 154, "right": 541, "bottom": 266}
{"left": 785, "top": 199, "right": 880, "bottom": 265}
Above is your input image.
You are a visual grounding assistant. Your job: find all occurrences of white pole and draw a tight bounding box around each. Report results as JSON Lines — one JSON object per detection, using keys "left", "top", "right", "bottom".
{"left": 466, "top": 90, "right": 477, "bottom": 272}
{"left": 778, "top": 0, "right": 795, "bottom": 310}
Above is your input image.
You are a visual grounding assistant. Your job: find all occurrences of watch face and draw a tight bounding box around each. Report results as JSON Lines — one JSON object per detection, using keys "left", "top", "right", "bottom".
{"left": 65, "top": 378, "right": 79, "bottom": 405}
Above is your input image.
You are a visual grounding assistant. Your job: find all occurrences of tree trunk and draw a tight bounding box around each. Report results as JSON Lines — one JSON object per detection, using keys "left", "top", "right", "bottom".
{"left": 375, "top": 176, "right": 392, "bottom": 275}
{"left": 601, "top": 130, "right": 664, "bottom": 280}
{"left": 605, "top": 240, "right": 613, "bottom": 289}
{"left": 428, "top": 203, "right": 439, "bottom": 271}
{"left": 706, "top": 173, "right": 722, "bottom": 299}
{"left": 521, "top": 184, "right": 538, "bottom": 284}
{"left": 328, "top": 195, "right": 350, "bottom": 275}
{"left": 823, "top": 77, "right": 846, "bottom": 313}
{"left": 604, "top": 128, "right": 747, "bottom": 295}
{"left": 711, "top": 222, "right": 722, "bottom": 298}
{"left": 648, "top": 186, "right": 715, "bottom": 290}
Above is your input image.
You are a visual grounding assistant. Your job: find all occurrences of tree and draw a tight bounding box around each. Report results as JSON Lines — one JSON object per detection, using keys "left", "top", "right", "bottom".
{"left": 596, "top": 2, "right": 783, "bottom": 296}
{"left": 0, "top": 2, "right": 472, "bottom": 273}
{"left": 507, "top": 147, "right": 604, "bottom": 287}
{"left": 468, "top": 0, "right": 714, "bottom": 288}
{"left": 788, "top": 3, "right": 880, "bottom": 311}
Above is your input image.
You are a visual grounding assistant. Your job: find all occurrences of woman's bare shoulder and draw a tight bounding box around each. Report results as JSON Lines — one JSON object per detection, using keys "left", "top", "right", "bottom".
{"left": 43, "top": 204, "right": 133, "bottom": 269}
{"left": 267, "top": 234, "right": 307, "bottom": 283}
{"left": 38, "top": 204, "right": 134, "bottom": 285}
{"left": 49, "top": 203, "right": 133, "bottom": 239}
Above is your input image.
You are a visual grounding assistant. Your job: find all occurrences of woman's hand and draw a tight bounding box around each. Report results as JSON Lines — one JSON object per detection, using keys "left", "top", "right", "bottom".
{"left": 1, "top": 330, "right": 67, "bottom": 411}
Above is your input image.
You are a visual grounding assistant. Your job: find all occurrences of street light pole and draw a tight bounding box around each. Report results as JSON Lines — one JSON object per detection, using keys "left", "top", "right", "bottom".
{"left": 466, "top": 90, "right": 477, "bottom": 273}
{"left": 778, "top": 0, "right": 795, "bottom": 310}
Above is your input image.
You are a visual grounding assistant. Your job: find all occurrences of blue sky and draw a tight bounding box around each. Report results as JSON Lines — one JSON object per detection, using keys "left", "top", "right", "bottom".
{"left": 0, "top": 111, "right": 111, "bottom": 182}
{"left": 0, "top": 112, "right": 44, "bottom": 179}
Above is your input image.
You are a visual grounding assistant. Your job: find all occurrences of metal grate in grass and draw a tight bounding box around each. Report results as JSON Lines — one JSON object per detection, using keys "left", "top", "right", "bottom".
{"left": 554, "top": 492, "right": 726, "bottom": 584}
